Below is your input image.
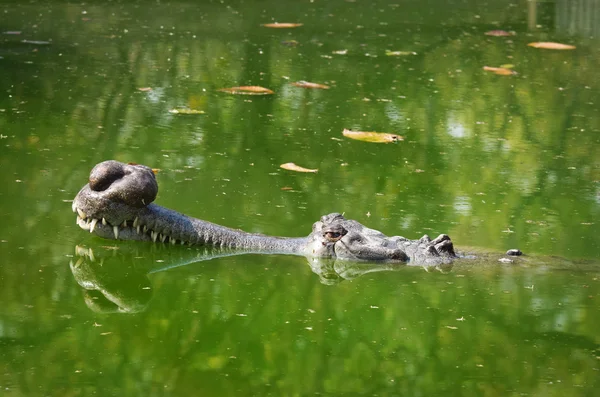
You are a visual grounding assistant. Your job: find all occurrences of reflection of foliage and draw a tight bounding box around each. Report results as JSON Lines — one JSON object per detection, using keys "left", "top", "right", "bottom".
{"left": 2, "top": 246, "right": 600, "bottom": 396}
{"left": 0, "top": 1, "right": 599, "bottom": 395}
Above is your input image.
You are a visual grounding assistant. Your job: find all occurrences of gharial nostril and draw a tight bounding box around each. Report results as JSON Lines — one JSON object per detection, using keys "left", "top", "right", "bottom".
{"left": 89, "top": 160, "right": 125, "bottom": 191}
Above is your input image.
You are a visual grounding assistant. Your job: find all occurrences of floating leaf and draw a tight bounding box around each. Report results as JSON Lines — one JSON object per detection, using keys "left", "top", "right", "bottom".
{"left": 262, "top": 23, "right": 303, "bottom": 28}
{"left": 291, "top": 81, "right": 330, "bottom": 89}
{"left": 280, "top": 163, "right": 318, "bottom": 173}
{"left": 137, "top": 87, "right": 152, "bottom": 92}
{"left": 168, "top": 108, "right": 206, "bottom": 115}
{"left": 483, "top": 66, "right": 517, "bottom": 76}
{"left": 485, "top": 30, "right": 514, "bottom": 37}
{"left": 499, "top": 64, "right": 515, "bottom": 69}
{"left": 332, "top": 49, "right": 348, "bottom": 55}
{"left": 342, "top": 129, "right": 403, "bottom": 143}
{"left": 218, "top": 86, "right": 274, "bottom": 95}
{"left": 528, "top": 42, "right": 576, "bottom": 50}
{"left": 385, "top": 50, "right": 416, "bottom": 56}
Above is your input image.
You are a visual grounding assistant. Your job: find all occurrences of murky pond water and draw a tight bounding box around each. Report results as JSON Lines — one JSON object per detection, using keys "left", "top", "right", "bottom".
{"left": 1, "top": 0, "right": 599, "bottom": 396}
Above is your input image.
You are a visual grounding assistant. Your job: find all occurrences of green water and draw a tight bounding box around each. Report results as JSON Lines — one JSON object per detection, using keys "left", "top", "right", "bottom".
{"left": 1, "top": 0, "right": 599, "bottom": 396}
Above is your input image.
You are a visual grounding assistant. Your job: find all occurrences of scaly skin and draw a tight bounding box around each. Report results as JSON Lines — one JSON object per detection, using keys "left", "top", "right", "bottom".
{"left": 72, "top": 160, "right": 456, "bottom": 263}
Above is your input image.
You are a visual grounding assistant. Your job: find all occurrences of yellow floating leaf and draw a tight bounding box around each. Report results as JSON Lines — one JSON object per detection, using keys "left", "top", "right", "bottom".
{"left": 218, "top": 86, "right": 274, "bottom": 95}
{"left": 262, "top": 23, "right": 303, "bottom": 28}
{"left": 527, "top": 42, "right": 576, "bottom": 50}
{"left": 280, "top": 163, "right": 318, "bottom": 173}
{"left": 291, "top": 81, "right": 330, "bottom": 89}
{"left": 483, "top": 66, "right": 516, "bottom": 76}
{"left": 342, "top": 129, "right": 403, "bottom": 143}
{"left": 168, "top": 108, "right": 206, "bottom": 115}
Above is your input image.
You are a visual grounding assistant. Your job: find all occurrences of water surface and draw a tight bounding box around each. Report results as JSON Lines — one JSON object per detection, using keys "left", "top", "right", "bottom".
{"left": 1, "top": 0, "right": 599, "bottom": 396}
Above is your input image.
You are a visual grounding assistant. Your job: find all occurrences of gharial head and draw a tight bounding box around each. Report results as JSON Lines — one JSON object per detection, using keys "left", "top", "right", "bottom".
{"left": 72, "top": 160, "right": 158, "bottom": 240}
{"left": 305, "top": 213, "right": 456, "bottom": 263}
{"left": 306, "top": 213, "right": 410, "bottom": 261}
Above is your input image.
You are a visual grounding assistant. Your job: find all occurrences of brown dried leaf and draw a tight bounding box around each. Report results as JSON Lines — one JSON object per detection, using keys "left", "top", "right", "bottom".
{"left": 291, "top": 81, "right": 330, "bottom": 89}
{"left": 280, "top": 163, "right": 318, "bottom": 173}
{"left": 218, "top": 86, "right": 274, "bottom": 95}
{"left": 342, "top": 129, "right": 403, "bottom": 143}
{"left": 485, "top": 30, "right": 514, "bottom": 37}
{"left": 262, "top": 23, "right": 303, "bottom": 28}
{"left": 483, "top": 66, "right": 517, "bottom": 76}
{"left": 527, "top": 42, "right": 576, "bottom": 50}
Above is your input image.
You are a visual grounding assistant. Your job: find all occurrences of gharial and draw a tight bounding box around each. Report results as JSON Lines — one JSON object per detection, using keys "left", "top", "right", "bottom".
{"left": 72, "top": 160, "right": 457, "bottom": 265}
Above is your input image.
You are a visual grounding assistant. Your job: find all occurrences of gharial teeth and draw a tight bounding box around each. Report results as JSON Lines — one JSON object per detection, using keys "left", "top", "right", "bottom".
{"left": 122, "top": 220, "right": 128, "bottom": 228}
{"left": 151, "top": 231, "right": 158, "bottom": 242}
{"left": 113, "top": 226, "right": 119, "bottom": 240}
{"left": 72, "top": 202, "right": 77, "bottom": 213}
{"left": 77, "top": 208, "right": 87, "bottom": 219}
{"left": 136, "top": 225, "right": 141, "bottom": 234}
{"left": 102, "top": 218, "right": 107, "bottom": 226}
{"left": 170, "top": 238, "right": 176, "bottom": 245}
{"left": 89, "top": 218, "right": 98, "bottom": 233}
{"left": 133, "top": 217, "right": 139, "bottom": 228}
{"left": 160, "top": 234, "right": 167, "bottom": 243}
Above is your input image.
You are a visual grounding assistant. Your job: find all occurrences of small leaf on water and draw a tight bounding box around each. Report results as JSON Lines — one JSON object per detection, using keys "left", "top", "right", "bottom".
{"left": 168, "top": 108, "right": 206, "bottom": 115}
{"left": 218, "top": 86, "right": 274, "bottom": 95}
{"left": 527, "top": 42, "right": 576, "bottom": 50}
{"left": 332, "top": 49, "right": 348, "bottom": 55}
{"left": 291, "top": 81, "right": 330, "bottom": 89}
{"left": 499, "top": 64, "right": 515, "bottom": 69}
{"left": 262, "top": 23, "right": 303, "bottom": 28}
{"left": 385, "top": 50, "right": 416, "bottom": 56}
{"left": 342, "top": 129, "right": 403, "bottom": 143}
{"left": 137, "top": 87, "right": 152, "bottom": 92}
{"left": 483, "top": 66, "right": 517, "bottom": 76}
{"left": 280, "top": 163, "right": 318, "bottom": 173}
{"left": 484, "top": 30, "right": 514, "bottom": 37}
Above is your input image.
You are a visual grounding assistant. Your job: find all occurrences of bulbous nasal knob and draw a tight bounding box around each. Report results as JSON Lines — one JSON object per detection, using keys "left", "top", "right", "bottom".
{"left": 88, "top": 160, "right": 158, "bottom": 207}
{"left": 89, "top": 160, "right": 125, "bottom": 191}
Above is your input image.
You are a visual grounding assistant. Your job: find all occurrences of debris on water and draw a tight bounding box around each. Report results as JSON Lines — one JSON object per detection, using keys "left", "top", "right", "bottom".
{"left": 291, "top": 81, "right": 330, "bottom": 89}
{"left": 218, "top": 86, "right": 274, "bottom": 95}
{"left": 262, "top": 23, "right": 303, "bottom": 28}
{"left": 332, "top": 49, "right": 348, "bottom": 55}
{"left": 506, "top": 249, "right": 522, "bottom": 256}
{"left": 137, "top": 87, "right": 152, "bottom": 92}
{"left": 281, "top": 40, "right": 299, "bottom": 47}
{"left": 498, "top": 257, "right": 514, "bottom": 264}
{"left": 280, "top": 163, "right": 318, "bottom": 173}
{"left": 3, "top": 31, "right": 22, "bottom": 35}
{"left": 527, "top": 42, "right": 576, "bottom": 50}
{"left": 485, "top": 30, "right": 514, "bottom": 37}
{"left": 385, "top": 50, "right": 417, "bottom": 56}
{"left": 483, "top": 66, "right": 517, "bottom": 76}
{"left": 21, "top": 40, "right": 51, "bottom": 45}
{"left": 168, "top": 108, "right": 206, "bottom": 115}
{"left": 342, "top": 128, "right": 403, "bottom": 143}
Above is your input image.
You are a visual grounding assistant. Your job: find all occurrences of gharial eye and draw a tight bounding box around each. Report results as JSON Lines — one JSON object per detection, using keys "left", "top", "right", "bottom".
{"left": 323, "top": 230, "right": 345, "bottom": 242}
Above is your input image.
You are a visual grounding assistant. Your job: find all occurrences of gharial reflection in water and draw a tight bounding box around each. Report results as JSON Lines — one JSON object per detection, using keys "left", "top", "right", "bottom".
{"left": 70, "top": 244, "right": 453, "bottom": 313}
{"left": 70, "top": 243, "right": 598, "bottom": 314}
